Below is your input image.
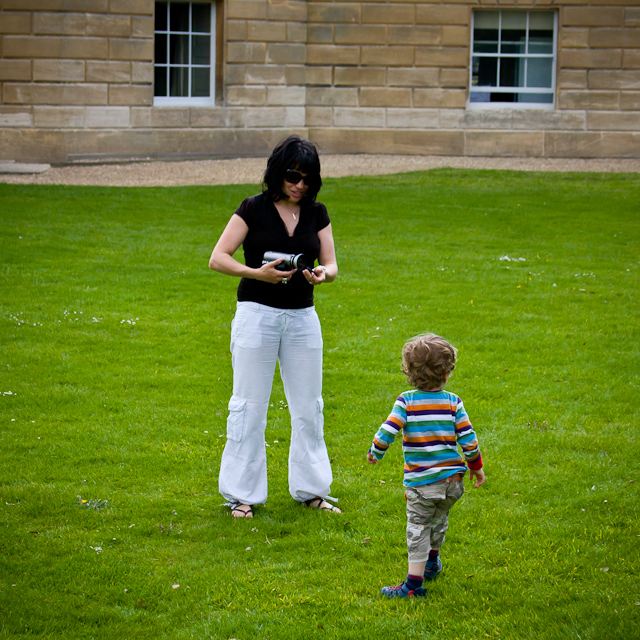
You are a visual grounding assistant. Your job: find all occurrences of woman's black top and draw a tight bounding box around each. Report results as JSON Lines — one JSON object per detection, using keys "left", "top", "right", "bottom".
{"left": 234, "top": 193, "right": 331, "bottom": 309}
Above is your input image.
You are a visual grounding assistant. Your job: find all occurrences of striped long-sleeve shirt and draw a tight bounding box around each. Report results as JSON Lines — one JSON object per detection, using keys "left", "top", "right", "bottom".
{"left": 369, "top": 389, "right": 483, "bottom": 487}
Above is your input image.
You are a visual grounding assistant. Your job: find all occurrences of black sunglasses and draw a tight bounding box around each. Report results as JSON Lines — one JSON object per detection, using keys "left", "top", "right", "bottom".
{"left": 285, "top": 169, "right": 312, "bottom": 186}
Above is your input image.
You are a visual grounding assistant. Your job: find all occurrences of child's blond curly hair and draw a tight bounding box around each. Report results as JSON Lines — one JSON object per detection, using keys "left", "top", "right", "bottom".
{"left": 402, "top": 333, "right": 457, "bottom": 390}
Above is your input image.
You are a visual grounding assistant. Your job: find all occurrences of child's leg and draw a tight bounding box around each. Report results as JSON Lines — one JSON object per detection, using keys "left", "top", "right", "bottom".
{"left": 381, "top": 484, "right": 446, "bottom": 597}
{"left": 429, "top": 478, "right": 465, "bottom": 552}
{"left": 406, "top": 493, "right": 434, "bottom": 562}
{"left": 409, "top": 560, "right": 427, "bottom": 578}
{"left": 405, "top": 486, "right": 442, "bottom": 585}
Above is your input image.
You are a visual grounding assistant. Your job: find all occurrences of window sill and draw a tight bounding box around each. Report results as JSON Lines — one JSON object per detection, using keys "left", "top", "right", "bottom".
{"left": 153, "top": 97, "right": 216, "bottom": 107}
{"left": 467, "top": 102, "right": 555, "bottom": 110}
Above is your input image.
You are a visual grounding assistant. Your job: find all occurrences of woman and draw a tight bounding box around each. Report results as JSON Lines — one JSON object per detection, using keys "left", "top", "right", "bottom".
{"left": 209, "top": 135, "right": 340, "bottom": 519}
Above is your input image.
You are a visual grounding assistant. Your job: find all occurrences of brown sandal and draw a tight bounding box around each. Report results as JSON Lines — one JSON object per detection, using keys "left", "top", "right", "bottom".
{"left": 303, "top": 497, "right": 341, "bottom": 514}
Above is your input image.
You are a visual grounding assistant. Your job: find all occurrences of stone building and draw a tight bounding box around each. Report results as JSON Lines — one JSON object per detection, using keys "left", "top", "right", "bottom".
{"left": 0, "top": 0, "right": 638, "bottom": 163}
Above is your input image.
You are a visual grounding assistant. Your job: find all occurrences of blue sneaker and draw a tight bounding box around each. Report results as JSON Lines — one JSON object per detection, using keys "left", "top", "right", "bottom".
{"left": 424, "top": 556, "right": 443, "bottom": 581}
{"left": 381, "top": 582, "right": 427, "bottom": 599}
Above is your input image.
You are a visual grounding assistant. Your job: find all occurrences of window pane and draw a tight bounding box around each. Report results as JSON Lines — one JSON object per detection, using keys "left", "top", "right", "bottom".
{"left": 169, "top": 66, "right": 188, "bottom": 97}
{"left": 473, "top": 56, "right": 498, "bottom": 87}
{"left": 155, "top": 33, "right": 167, "bottom": 64}
{"left": 154, "top": 66, "right": 167, "bottom": 97}
{"left": 469, "top": 90, "right": 491, "bottom": 103}
{"left": 473, "top": 11, "right": 499, "bottom": 54}
{"left": 501, "top": 35, "right": 526, "bottom": 54}
{"left": 500, "top": 57, "right": 524, "bottom": 88}
{"left": 526, "top": 58, "right": 553, "bottom": 88}
{"left": 170, "top": 3, "right": 190, "bottom": 32}
{"left": 501, "top": 11, "right": 526, "bottom": 54}
{"left": 492, "top": 92, "right": 516, "bottom": 103}
{"left": 528, "top": 41, "right": 553, "bottom": 54}
{"left": 501, "top": 11, "right": 526, "bottom": 30}
{"left": 475, "top": 42, "right": 499, "bottom": 54}
{"left": 192, "top": 35, "right": 210, "bottom": 65}
{"left": 474, "top": 29, "right": 499, "bottom": 52}
{"left": 518, "top": 93, "right": 553, "bottom": 104}
{"left": 192, "top": 68, "right": 210, "bottom": 97}
{"left": 170, "top": 34, "right": 189, "bottom": 64}
{"left": 502, "top": 42, "right": 526, "bottom": 54}
{"left": 192, "top": 3, "right": 211, "bottom": 33}
{"left": 474, "top": 11, "right": 499, "bottom": 29}
{"left": 529, "top": 12, "right": 554, "bottom": 30}
{"left": 528, "top": 13, "right": 554, "bottom": 54}
{"left": 155, "top": 2, "right": 167, "bottom": 31}
{"left": 529, "top": 28, "right": 553, "bottom": 54}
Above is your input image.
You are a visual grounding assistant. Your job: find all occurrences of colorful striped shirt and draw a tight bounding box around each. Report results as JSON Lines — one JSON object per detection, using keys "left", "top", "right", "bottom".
{"left": 369, "top": 389, "right": 483, "bottom": 487}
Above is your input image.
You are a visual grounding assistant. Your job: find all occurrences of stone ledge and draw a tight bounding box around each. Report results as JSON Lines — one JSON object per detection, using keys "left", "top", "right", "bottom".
{"left": 2, "top": 127, "right": 639, "bottom": 164}
{"left": 0, "top": 161, "right": 50, "bottom": 174}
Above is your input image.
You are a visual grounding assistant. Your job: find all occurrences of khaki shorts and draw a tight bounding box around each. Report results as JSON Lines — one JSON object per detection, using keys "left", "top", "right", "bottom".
{"left": 405, "top": 478, "right": 465, "bottom": 563}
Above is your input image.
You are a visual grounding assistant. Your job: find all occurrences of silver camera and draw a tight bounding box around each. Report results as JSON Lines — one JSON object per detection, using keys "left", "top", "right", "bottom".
{"left": 262, "top": 251, "right": 310, "bottom": 272}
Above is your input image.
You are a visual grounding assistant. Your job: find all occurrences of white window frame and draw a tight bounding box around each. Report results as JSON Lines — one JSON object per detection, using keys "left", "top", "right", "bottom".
{"left": 154, "top": 1, "right": 216, "bottom": 107}
{"left": 468, "top": 10, "right": 558, "bottom": 110}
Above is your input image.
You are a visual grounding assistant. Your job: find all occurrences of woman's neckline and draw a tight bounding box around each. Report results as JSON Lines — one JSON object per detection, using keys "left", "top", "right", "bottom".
{"left": 272, "top": 199, "right": 301, "bottom": 237}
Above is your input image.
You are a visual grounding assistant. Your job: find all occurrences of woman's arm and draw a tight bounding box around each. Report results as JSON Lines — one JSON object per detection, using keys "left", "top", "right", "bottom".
{"left": 209, "top": 214, "right": 295, "bottom": 284}
{"left": 305, "top": 223, "right": 338, "bottom": 285}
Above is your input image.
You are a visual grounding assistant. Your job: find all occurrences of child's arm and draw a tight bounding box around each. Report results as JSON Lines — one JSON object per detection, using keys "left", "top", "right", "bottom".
{"left": 454, "top": 397, "right": 485, "bottom": 484}
{"left": 366, "top": 395, "right": 407, "bottom": 465}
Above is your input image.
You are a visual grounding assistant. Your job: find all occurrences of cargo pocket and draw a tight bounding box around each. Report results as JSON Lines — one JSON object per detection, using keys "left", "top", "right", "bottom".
{"left": 314, "top": 396, "right": 325, "bottom": 440}
{"left": 406, "top": 522, "right": 426, "bottom": 558}
{"left": 226, "top": 396, "right": 247, "bottom": 442}
{"left": 449, "top": 478, "right": 465, "bottom": 503}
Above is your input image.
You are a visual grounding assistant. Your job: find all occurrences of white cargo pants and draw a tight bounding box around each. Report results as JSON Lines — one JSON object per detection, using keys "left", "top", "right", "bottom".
{"left": 218, "top": 301, "right": 333, "bottom": 506}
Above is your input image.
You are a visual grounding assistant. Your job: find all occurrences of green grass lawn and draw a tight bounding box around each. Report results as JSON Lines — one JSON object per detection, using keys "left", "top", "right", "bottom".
{"left": 1, "top": 169, "right": 639, "bottom": 639}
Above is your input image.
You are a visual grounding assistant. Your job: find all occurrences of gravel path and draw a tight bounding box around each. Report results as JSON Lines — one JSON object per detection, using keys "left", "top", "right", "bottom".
{"left": 1, "top": 154, "right": 639, "bottom": 187}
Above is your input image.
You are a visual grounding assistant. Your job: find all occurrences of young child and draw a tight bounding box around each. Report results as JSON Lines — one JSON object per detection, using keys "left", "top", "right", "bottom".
{"left": 367, "top": 333, "right": 485, "bottom": 598}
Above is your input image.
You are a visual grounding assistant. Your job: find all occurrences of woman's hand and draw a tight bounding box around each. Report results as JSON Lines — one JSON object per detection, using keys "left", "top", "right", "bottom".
{"left": 304, "top": 265, "right": 327, "bottom": 285}
{"left": 257, "top": 259, "right": 296, "bottom": 284}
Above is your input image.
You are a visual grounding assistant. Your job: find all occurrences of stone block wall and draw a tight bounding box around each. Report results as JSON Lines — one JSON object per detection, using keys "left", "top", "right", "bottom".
{"left": 0, "top": 0, "right": 638, "bottom": 163}
{"left": 303, "top": 0, "right": 639, "bottom": 158}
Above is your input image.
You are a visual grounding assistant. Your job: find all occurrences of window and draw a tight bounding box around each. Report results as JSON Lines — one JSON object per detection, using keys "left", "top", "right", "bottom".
{"left": 154, "top": 2, "right": 216, "bottom": 106}
{"left": 470, "top": 10, "right": 557, "bottom": 108}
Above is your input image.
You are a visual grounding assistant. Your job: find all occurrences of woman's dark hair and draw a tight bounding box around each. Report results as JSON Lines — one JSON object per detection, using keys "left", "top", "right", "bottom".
{"left": 262, "top": 135, "right": 323, "bottom": 204}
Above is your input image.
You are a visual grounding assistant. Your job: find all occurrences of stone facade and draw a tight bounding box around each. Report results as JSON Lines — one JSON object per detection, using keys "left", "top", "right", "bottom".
{"left": 0, "top": 0, "right": 638, "bottom": 162}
